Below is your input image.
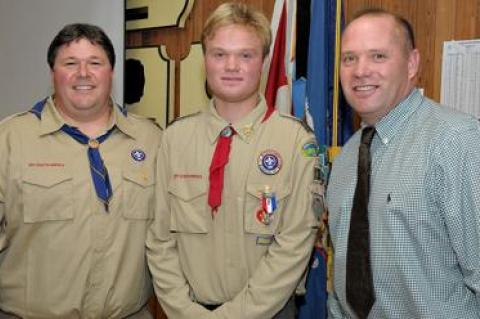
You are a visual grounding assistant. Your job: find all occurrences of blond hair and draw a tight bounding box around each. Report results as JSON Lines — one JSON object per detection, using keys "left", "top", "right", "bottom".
{"left": 201, "top": 2, "right": 271, "bottom": 58}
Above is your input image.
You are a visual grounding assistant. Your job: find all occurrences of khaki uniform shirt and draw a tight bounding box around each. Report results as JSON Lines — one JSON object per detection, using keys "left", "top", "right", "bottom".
{"left": 0, "top": 97, "right": 162, "bottom": 318}
{"left": 147, "top": 96, "right": 319, "bottom": 319}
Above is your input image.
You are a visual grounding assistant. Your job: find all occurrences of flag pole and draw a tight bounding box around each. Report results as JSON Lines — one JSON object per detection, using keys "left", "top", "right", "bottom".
{"left": 328, "top": 0, "right": 343, "bottom": 162}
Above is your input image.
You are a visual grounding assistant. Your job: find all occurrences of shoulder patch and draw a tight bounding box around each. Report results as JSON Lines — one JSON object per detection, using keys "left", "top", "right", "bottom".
{"left": 301, "top": 139, "right": 320, "bottom": 158}
{"left": 278, "top": 112, "right": 314, "bottom": 133}
{"left": 167, "top": 111, "right": 201, "bottom": 128}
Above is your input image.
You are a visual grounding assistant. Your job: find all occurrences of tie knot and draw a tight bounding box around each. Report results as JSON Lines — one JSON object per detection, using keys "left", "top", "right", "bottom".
{"left": 361, "top": 126, "right": 375, "bottom": 147}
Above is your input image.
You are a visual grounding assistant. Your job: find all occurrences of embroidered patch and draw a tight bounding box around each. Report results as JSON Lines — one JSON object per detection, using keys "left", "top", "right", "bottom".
{"left": 301, "top": 140, "right": 320, "bottom": 157}
{"left": 256, "top": 235, "right": 274, "bottom": 246}
{"left": 257, "top": 150, "right": 282, "bottom": 175}
{"left": 131, "top": 149, "right": 146, "bottom": 161}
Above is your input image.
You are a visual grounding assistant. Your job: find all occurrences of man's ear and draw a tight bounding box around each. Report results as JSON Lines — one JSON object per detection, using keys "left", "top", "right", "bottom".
{"left": 407, "top": 48, "right": 420, "bottom": 80}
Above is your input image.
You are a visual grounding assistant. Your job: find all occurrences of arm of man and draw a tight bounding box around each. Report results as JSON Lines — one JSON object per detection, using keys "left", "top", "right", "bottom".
{"left": 146, "top": 136, "right": 212, "bottom": 319}
{"left": 212, "top": 130, "right": 319, "bottom": 319}
{"left": 0, "top": 126, "right": 7, "bottom": 251}
{"left": 327, "top": 291, "right": 348, "bottom": 319}
{"left": 434, "top": 125, "right": 480, "bottom": 304}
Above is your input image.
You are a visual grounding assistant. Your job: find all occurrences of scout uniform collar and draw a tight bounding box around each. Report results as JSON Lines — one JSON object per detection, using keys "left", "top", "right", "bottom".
{"left": 206, "top": 95, "right": 273, "bottom": 214}
{"left": 30, "top": 96, "right": 136, "bottom": 140}
{"left": 29, "top": 96, "right": 130, "bottom": 212}
{"left": 206, "top": 95, "right": 273, "bottom": 144}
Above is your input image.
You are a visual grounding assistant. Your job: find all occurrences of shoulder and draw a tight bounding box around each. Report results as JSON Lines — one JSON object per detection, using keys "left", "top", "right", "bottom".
{"left": 417, "top": 98, "right": 480, "bottom": 143}
{"left": 167, "top": 112, "right": 202, "bottom": 128}
{"left": 164, "top": 112, "right": 204, "bottom": 137}
{"left": 127, "top": 112, "right": 163, "bottom": 132}
{"left": 274, "top": 111, "right": 314, "bottom": 134}
{"left": 0, "top": 110, "right": 36, "bottom": 131}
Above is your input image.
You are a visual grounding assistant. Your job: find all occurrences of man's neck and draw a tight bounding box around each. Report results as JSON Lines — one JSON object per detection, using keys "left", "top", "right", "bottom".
{"left": 214, "top": 95, "right": 259, "bottom": 124}
{"left": 56, "top": 103, "right": 113, "bottom": 138}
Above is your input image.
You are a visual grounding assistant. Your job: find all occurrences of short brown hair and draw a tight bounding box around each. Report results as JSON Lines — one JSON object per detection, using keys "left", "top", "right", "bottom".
{"left": 348, "top": 8, "right": 415, "bottom": 53}
{"left": 201, "top": 2, "right": 271, "bottom": 58}
{"left": 48, "top": 23, "right": 115, "bottom": 69}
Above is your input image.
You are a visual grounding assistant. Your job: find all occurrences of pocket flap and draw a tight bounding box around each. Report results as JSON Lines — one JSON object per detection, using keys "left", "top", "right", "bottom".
{"left": 123, "top": 168, "right": 155, "bottom": 187}
{"left": 246, "top": 183, "right": 291, "bottom": 200}
{"left": 168, "top": 178, "right": 206, "bottom": 201}
{"left": 23, "top": 169, "right": 72, "bottom": 187}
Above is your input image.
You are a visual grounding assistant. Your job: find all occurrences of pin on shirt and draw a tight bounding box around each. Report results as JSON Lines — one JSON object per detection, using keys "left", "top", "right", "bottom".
{"left": 256, "top": 185, "right": 277, "bottom": 225}
{"left": 131, "top": 149, "right": 146, "bottom": 162}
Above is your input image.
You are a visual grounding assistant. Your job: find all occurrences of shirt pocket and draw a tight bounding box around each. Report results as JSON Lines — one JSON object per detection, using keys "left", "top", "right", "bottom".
{"left": 22, "top": 169, "right": 73, "bottom": 223}
{"left": 122, "top": 167, "right": 155, "bottom": 220}
{"left": 168, "top": 178, "right": 209, "bottom": 234}
{"left": 244, "top": 183, "right": 291, "bottom": 235}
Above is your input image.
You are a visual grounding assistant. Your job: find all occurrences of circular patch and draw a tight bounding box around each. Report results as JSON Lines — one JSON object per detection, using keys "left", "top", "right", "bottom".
{"left": 131, "top": 149, "right": 146, "bottom": 162}
{"left": 257, "top": 150, "right": 282, "bottom": 175}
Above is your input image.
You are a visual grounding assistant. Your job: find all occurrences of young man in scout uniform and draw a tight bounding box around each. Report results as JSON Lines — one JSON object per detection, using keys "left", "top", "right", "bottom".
{"left": 0, "top": 23, "right": 161, "bottom": 318}
{"left": 147, "top": 2, "right": 319, "bottom": 319}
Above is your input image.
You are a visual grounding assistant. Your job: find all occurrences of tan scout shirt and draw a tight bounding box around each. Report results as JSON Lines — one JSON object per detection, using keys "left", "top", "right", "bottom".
{"left": 0, "top": 97, "right": 162, "bottom": 319}
{"left": 147, "top": 96, "right": 319, "bottom": 319}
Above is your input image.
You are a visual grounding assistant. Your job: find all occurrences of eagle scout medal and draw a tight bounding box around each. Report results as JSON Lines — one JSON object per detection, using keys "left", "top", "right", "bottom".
{"left": 255, "top": 186, "right": 277, "bottom": 225}
{"left": 257, "top": 150, "right": 282, "bottom": 175}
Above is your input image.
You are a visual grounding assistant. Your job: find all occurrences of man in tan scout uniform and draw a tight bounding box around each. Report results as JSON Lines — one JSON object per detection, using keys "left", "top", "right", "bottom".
{"left": 147, "top": 3, "right": 319, "bottom": 319}
{"left": 0, "top": 23, "right": 161, "bottom": 318}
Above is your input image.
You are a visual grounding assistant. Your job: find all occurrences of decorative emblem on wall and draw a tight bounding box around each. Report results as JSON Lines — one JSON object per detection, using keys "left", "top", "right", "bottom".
{"left": 126, "top": 0, "right": 194, "bottom": 30}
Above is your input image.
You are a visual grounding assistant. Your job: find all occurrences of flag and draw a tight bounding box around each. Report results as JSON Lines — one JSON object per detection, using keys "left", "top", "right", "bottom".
{"left": 263, "top": 0, "right": 291, "bottom": 114}
{"left": 298, "top": 1, "right": 353, "bottom": 319}
{"left": 297, "top": 248, "right": 328, "bottom": 319}
{"left": 305, "top": 0, "right": 353, "bottom": 147}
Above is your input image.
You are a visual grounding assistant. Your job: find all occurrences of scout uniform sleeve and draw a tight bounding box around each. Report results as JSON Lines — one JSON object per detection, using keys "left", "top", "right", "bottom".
{"left": 212, "top": 130, "right": 319, "bottom": 319}
{"left": 146, "top": 135, "right": 212, "bottom": 319}
{"left": 431, "top": 126, "right": 480, "bottom": 301}
{"left": 0, "top": 122, "right": 9, "bottom": 251}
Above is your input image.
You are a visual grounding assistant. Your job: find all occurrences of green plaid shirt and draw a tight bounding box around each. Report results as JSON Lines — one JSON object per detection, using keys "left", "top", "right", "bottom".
{"left": 327, "top": 89, "right": 480, "bottom": 318}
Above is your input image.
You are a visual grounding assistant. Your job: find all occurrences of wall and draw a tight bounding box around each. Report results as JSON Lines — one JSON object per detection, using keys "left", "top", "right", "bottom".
{"left": 0, "top": 0, "right": 124, "bottom": 120}
{"left": 345, "top": 0, "right": 480, "bottom": 101}
{"left": 127, "top": 0, "right": 480, "bottom": 122}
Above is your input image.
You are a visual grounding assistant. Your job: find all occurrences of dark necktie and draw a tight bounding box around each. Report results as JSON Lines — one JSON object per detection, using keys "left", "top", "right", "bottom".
{"left": 346, "top": 126, "right": 376, "bottom": 318}
{"left": 61, "top": 125, "right": 114, "bottom": 212}
{"left": 208, "top": 126, "right": 235, "bottom": 215}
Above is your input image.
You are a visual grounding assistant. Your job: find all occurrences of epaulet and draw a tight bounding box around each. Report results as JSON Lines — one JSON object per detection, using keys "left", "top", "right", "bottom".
{"left": 167, "top": 111, "right": 201, "bottom": 128}
{"left": 127, "top": 112, "right": 163, "bottom": 130}
{"left": 147, "top": 117, "right": 163, "bottom": 130}
{"left": 278, "top": 112, "right": 314, "bottom": 133}
{"left": 0, "top": 110, "right": 31, "bottom": 124}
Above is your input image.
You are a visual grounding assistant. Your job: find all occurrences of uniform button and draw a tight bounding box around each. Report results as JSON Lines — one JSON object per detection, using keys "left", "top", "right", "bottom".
{"left": 382, "top": 137, "right": 389, "bottom": 144}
